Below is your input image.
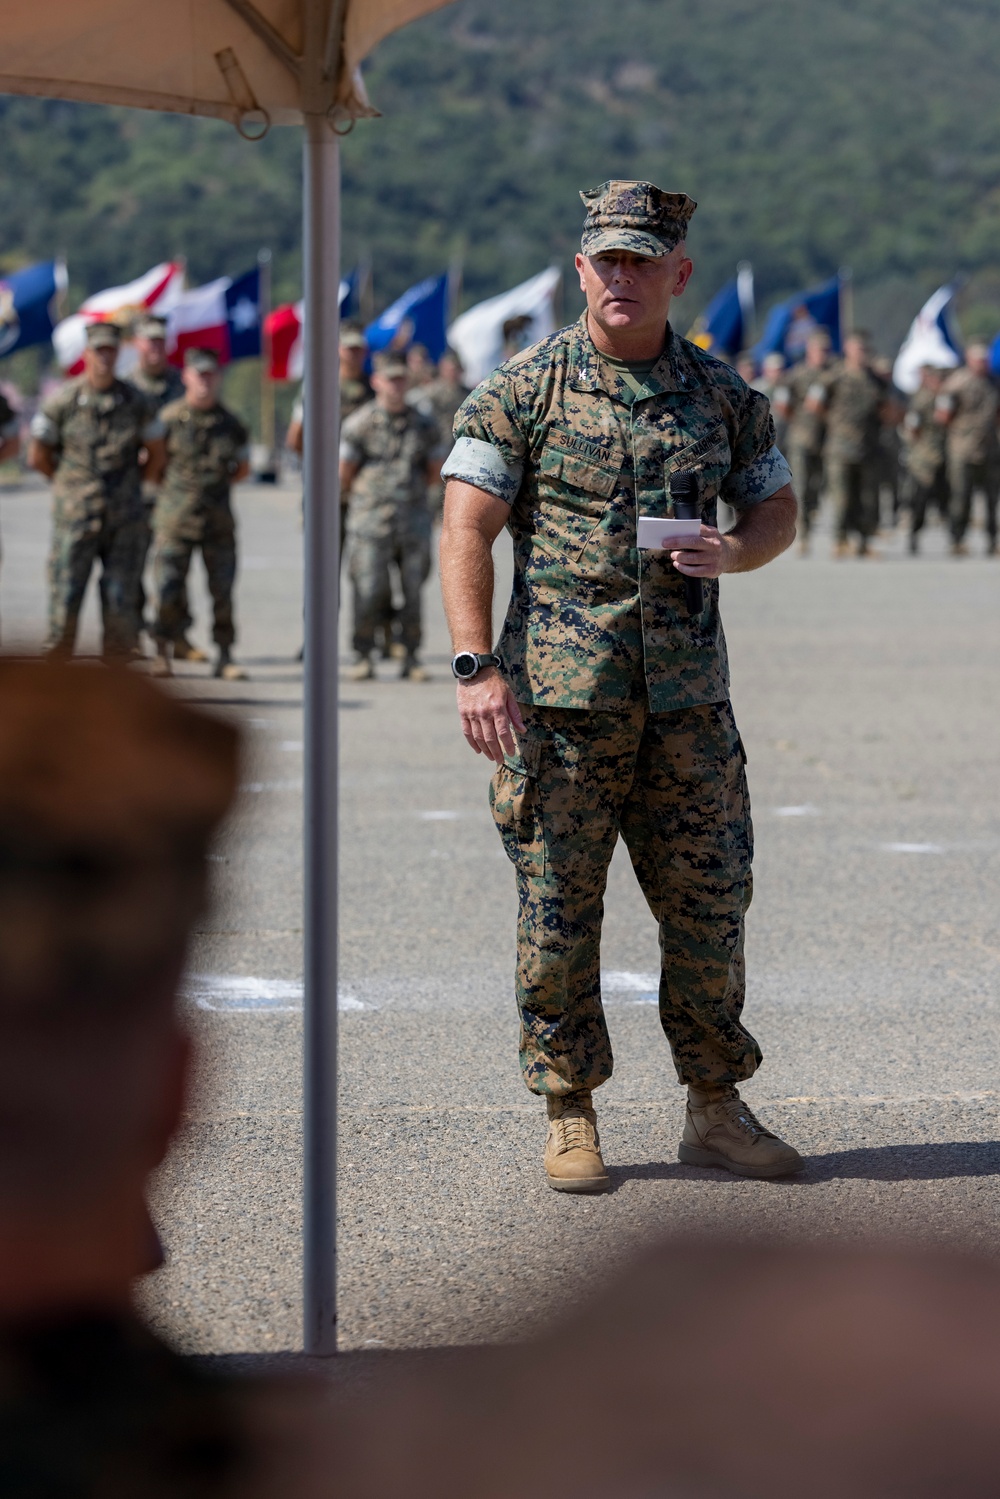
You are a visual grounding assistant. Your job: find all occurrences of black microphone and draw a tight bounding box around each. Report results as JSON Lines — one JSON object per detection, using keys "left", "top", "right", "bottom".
{"left": 669, "top": 469, "right": 703, "bottom": 618}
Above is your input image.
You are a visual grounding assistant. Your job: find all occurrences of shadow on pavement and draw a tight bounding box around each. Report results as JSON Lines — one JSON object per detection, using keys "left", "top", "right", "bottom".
{"left": 612, "top": 1141, "right": 1000, "bottom": 1188}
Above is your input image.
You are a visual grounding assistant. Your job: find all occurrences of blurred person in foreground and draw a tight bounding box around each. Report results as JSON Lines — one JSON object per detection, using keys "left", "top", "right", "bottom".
{"left": 151, "top": 347, "right": 250, "bottom": 681}
{"left": 935, "top": 341, "right": 999, "bottom": 557}
{"left": 340, "top": 1237, "right": 1000, "bottom": 1499}
{"left": 902, "top": 364, "right": 950, "bottom": 554}
{"left": 811, "top": 329, "right": 888, "bottom": 558}
{"left": 28, "top": 321, "right": 166, "bottom": 657}
{"left": 0, "top": 658, "right": 293, "bottom": 1492}
{"left": 774, "top": 328, "right": 833, "bottom": 554}
{"left": 439, "top": 179, "right": 801, "bottom": 1192}
{"left": 341, "top": 351, "right": 441, "bottom": 682}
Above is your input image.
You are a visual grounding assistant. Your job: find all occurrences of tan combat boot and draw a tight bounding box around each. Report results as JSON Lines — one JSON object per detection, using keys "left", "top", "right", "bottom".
{"left": 679, "top": 1085, "right": 802, "bottom": 1179}
{"left": 173, "top": 636, "right": 209, "bottom": 663}
{"left": 544, "top": 1093, "right": 610, "bottom": 1194}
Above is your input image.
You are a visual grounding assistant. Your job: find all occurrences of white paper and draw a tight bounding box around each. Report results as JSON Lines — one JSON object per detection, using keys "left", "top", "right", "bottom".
{"left": 637, "top": 515, "right": 703, "bottom": 550}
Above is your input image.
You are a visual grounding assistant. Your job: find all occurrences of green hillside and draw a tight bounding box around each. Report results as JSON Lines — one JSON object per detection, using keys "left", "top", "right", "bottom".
{"left": 3, "top": 0, "right": 1000, "bottom": 366}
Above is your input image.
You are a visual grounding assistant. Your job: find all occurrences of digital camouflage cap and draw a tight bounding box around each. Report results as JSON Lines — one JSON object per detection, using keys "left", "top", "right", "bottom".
{"left": 580, "top": 180, "right": 697, "bottom": 259}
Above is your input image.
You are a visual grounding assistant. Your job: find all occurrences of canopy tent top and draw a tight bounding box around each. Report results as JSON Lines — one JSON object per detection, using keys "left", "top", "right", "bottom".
{"left": 0, "top": 0, "right": 453, "bottom": 128}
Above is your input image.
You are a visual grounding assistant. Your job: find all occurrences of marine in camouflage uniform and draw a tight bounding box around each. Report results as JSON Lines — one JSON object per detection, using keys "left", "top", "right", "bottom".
{"left": 441, "top": 180, "right": 802, "bottom": 1190}
{"left": 407, "top": 350, "right": 469, "bottom": 520}
{"left": 937, "top": 345, "right": 999, "bottom": 555}
{"left": 127, "top": 314, "right": 187, "bottom": 649}
{"left": 774, "top": 330, "right": 833, "bottom": 549}
{"left": 341, "top": 352, "right": 442, "bottom": 680}
{"left": 28, "top": 321, "right": 164, "bottom": 657}
{"left": 152, "top": 348, "right": 250, "bottom": 679}
{"left": 819, "top": 332, "right": 887, "bottom": 556}
{"left": 901, "top": 366, "right": 949, "bottom": 553}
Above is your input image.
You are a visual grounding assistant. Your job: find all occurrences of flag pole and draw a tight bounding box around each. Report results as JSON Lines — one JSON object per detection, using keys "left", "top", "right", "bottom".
{"left": 301, "top": 0, "right": 342, "bottom": 1357}
{"left": 257, "top": 248, "right": 278, "bottom": 483}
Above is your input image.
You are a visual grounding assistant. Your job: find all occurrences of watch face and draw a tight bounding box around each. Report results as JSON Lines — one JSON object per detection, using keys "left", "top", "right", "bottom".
{"left": 453, "top": 652, "right": 478, "bottom": 679}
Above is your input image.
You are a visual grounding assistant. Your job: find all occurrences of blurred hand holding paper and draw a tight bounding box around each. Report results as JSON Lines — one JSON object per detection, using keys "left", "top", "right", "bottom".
{"left": 637, "top": 515, "right": 703, "bottom": 550}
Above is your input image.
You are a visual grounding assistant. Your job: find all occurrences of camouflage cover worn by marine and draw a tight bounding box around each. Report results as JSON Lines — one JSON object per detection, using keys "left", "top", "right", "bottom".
{"left": 444, "top": 313, "right": 788, "bottom": 712}
{"left": 491, "top": 691, "right": 759, "bottom": 1095}
{"left": 32, "top": 376, "right": 160, "bottom": 654}
{"left": 151, "top": 399, "right": 249, "bottom": 649}
{"left": 341, "top": 400, "right": 439, "bottom": 656}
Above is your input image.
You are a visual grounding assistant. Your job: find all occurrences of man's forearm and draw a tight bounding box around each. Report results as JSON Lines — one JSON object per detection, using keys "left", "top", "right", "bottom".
{"left": 440, "top": 480, "right": 510, "bottom": 651}
{"left": 724, "top": 486, "right": 797, "bottom": 572}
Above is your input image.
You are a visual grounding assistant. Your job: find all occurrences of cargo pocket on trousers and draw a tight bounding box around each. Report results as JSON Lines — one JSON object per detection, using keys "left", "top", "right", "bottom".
{"left": 489, "top": 736, "right": 546, "bottom": 877}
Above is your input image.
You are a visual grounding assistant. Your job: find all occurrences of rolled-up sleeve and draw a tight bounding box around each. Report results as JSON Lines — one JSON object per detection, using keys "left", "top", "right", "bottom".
{"left": 721, "top": 443, "right": 793, "bottom": 507}
{"left": 443, "top": 374, "right": 529, "bottom": 506}
{"left": 29, "top": 409, "right": 59, "bottom": 446}
{"left": 721, "top": 382, "right": 790, "bottom": 508}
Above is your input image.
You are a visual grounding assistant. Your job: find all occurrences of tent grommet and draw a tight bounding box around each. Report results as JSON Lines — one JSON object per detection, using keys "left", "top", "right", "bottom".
{"left": 237, "top": 107, "right": 271, "bottom": 140}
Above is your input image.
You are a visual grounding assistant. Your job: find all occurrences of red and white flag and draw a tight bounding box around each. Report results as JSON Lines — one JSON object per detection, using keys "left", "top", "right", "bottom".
{"left": 266, "top": 300, "right": 304, "bottom": 381}
{"left": 52, "top": 261, "right": 184, "bottom": 374}
{"left": 166, "top": 277, "right": 232, "bottom": 367}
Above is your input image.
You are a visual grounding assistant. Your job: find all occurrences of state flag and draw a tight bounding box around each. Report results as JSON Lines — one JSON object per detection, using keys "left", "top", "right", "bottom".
{"left": 893, "top": 285, "right": 962, "bottom": 394}
{"left": 688, "top": 264, "right": 754, "bottom": 358}
{"left": 52, "top": 261, "right": 184, "bottom": 373}
{"left": 0, "top": 260, "right": 67, "bottom": 359}
{"left": 166, "top": 268, "right": 262, "bottom": 366}
{"left": 448, "top": 266, "right": 561, "bottom": 387}
{"left": 365, "top": 273, "right": 450, "bottom": 362}
{"left": 753, "top": 275, "right": 842, "bottom": 367}
{"left": 265, "top": 274, "right": 359, "bottom": 381}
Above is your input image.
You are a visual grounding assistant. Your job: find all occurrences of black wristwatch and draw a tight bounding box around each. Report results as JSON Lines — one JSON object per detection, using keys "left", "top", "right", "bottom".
{"left": 451, "top": 651, "right": 501, "bottom": 681}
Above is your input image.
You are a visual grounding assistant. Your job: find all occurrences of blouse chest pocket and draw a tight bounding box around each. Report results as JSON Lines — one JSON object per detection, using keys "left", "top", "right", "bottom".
{"left": 533, "top": 443, "right": 621, "bottom": 559}
{"left": 664, "top": 422, "right": 732, "bottom": 507}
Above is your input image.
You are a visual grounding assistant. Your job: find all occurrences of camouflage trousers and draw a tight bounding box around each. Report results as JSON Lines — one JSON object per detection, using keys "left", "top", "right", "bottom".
{"left": 827, "top": 458, "right": 880, "bottom": 543}
{"left": 948, "top": 458, "right": 999, "bottom": 547}
{"left": 789, "top": 443, "right": 824, "bottom": 536}
{"left": 47, "top": 509, "right": 146, "bottom": 657}
{"left": 349, "top": 511, "right": 431, "bottom": 657}
{"left": 490, "top": 694, "right": 759, "bottom": 1098}
{"left": 152, "top": 516, "right": 236, "bottom": 649}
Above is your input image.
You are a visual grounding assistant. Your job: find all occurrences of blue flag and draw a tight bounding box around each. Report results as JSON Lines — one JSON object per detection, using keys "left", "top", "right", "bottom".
{"left": 225, "top": 268, "right": 262, "bottom": 361}
{"left": 339, "top": 268, "right": 361, "bottom": 320}
{"left": 0, "top": 260, "right": 66, "bottom": 358}
{"left": 691, "top": 264, "right": 754, "bottom": 357}
{"left": 365, "top": 274, "right": 450, "bottom": 362}
{"left": 753, "top": 275, "right": 842, "bottom": 365}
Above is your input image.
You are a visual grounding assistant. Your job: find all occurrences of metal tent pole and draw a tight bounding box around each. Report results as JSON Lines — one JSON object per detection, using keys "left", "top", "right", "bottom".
{"left": 301, "top": 103, "right": 341, "bottom": 1356}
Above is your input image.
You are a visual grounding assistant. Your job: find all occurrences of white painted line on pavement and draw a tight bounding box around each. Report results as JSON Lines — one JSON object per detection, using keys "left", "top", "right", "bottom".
{"left": 773, "top": 804, "right": 821, "bottom": 817}
{"left": 183, "top": 974, "right": 366, "bottom": 1013}
{"left": 602, "top": 970, "right": 658, "bottom": 1003}
{"left": 241, "top": 779, "right": 303, "bottom": 793}
{"left": 280, "top": 740, "right": 304, "bottom": 752}
{"left": 881, "top": 842, "right": 943, "bottom": 854}
{"left": 417, "top": 810, "right": 461, "bottom": 820}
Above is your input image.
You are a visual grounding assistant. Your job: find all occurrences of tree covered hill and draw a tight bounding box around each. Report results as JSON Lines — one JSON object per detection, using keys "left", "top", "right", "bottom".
{"left": 3, "top": 0, "right": 1000, "bottom": 356}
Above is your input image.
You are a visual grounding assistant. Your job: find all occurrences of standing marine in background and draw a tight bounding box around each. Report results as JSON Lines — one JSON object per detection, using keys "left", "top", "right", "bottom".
{"left": 127, "top": 314, "right": 188, "bottom": 655}
{"left": 341, "top": 352, "right": 441, "bottom": 682}
{"left": 936, "top": 343, "right": 999, "bottom": 557}
{"left": 814, "top": 330, "right": 887, "bottom": 557}
{"left": 152, "top": 348, "right": 250, "bottom": 680}
{"left": 28, "top": 321, "right": 165, "bottom": 657}
{"left": 407, "top": 347, "right": 470, "bottom": 521}
{"left": 774, "top": 329, "right": 833, "bottom": 554}
{"left": 902, "top": 365, "right": 949, "bottom": 554}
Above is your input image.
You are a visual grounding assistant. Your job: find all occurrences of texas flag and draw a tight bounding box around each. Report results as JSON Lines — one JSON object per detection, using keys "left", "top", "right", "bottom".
{"left": 52, "top": 261, "right": 184, "bottom": 373}
{"left": 166, "top": 268, "right": 262, "bottom": 366}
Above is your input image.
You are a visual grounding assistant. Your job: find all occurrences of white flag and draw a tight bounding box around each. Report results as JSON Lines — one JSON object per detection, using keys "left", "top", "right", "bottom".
{"left": 892, "top": 284, "right": 963, "bottom": 395}
{"left": 448, "top": 266, "right": 562, "bottom": 387}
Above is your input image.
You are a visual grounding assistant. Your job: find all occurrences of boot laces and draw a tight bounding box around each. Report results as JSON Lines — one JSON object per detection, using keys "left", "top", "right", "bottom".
{"left": 717, "top": 1096, "right": 775, "bottom": 1141}
{"left": 553, "top": 1109, "right": 596, "bottom": 1155}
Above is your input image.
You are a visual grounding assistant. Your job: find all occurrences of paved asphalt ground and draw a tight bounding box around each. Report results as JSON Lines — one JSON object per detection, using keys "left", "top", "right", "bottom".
{"left": 2, "top": 473, "right": 999, "bottom": 1364}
